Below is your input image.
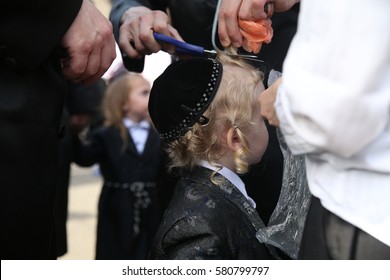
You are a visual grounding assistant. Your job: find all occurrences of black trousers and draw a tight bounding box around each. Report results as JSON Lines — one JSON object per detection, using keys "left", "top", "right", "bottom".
{"left": 0, "top": 61, "right": 65, "bottom": 259}
{"left": 299, "top": 196, "right": 390, "bottom": 260}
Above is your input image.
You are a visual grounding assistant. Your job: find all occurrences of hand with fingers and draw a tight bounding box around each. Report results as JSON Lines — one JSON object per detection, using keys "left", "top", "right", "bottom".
{"left": 60, "top": 0, "right": 117, "bottom": 84}
{"left": 218, "top": 0, "right": 299, "bottom": 51}
{"left": 259, "top": 77, "right": 282, "bottom": 127}
{"left": 118, "top": 6, "right": 183, "bottom": 59}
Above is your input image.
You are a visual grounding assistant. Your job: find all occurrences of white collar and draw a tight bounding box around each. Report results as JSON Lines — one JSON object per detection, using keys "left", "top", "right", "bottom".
{"left": 198, "top": 160, "right": 256, "bottom": 208}
{"left": 123, "top": 118, "right": 150, "bottom": 129}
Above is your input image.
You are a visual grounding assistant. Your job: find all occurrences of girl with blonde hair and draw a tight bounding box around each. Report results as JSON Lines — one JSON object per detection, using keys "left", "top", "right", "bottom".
{"left": 73, "top": 72, "right": 162, "bottom": 259}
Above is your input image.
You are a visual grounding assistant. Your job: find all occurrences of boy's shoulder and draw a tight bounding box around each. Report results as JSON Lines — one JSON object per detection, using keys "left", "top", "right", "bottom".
{"left": 170, "top": 169, "right": 250, "bottom": 221}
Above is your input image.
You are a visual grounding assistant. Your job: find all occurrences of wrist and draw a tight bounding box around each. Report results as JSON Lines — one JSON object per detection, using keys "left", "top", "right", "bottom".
{"left": 121, "top": 6, "right": 152, "bottom": 24}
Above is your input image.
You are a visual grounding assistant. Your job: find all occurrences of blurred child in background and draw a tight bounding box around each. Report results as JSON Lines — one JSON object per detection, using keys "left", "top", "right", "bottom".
{"left": 73, "top": 72, "right": 161, "bottom": 259}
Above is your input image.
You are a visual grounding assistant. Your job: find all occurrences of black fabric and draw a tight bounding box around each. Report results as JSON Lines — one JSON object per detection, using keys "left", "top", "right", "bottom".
{"left": 149, "top": 166, "right": 276, "bottom": 259}
{"left": 0, "top": 0, "right": 83, "bottom": 259}
{"left": 297, "top": 196, "right": 330, "bottom": 259}
{"left": 256, "top": 4, "right": 300, "bottom": 73}
{"left": 0, "top": 0, "right": 82, "bottom": 72}
{"left": 73, "top": 125, "right": 162, "bottom": 259}
{"left": 299, "top": 196, "right": 390, "bottom": 260}
{"left": 55, "top": 79, "right": 107, "bottom": 257}
{"left": 0, "top": 59, "right": 66, "bottom": 260}
{"left": 66, "top": 79, "right": 106, "bottom": 115}
{"left": 149, "top": 57, "right": 222, "bottom": 141}
{"left": 54, "top": 109, "right": 72, "bottom": 257}
{"left": 242, "top": 122, "right": 283, "bottom": 224}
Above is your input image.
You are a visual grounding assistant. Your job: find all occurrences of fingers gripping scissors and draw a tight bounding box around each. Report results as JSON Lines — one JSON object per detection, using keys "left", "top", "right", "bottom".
{"left": 153, "top": 32, "right": 259, "bottom": 62}
{"left": 153, "top": 32, "right": 217, "bottom": 57}
{"left": 153, "top": 32, "right": 274, "bottom": 87}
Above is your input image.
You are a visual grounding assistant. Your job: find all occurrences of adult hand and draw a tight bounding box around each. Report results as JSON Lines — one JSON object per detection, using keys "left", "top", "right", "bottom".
{"left": 218, "top": 0, "right": 299, "bottom": 49}
{"left": 218, "top": 0, "right": 273, "bottom": 49}
{"left": 259, "top": 77, "right": 282, "bottom": 127}
{"left": 61, "top": 0, "right": 116, "bottom": 84}
{"left": 70, "top": 114, "right": 91, "bottom": 135}
{"left": 218, "top": 0, "right": 243, "bottom": 48}
{"left": 118, "top": 6, "right": 183, "bottom": 59}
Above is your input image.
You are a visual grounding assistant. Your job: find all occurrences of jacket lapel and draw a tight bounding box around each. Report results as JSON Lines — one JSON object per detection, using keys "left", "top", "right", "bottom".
{"left": 126, "top": 130, "right": 139, "bottom": 156}
{"left": 137, "top": 127, "right": 161, "bottom": 158}
{"left": 187, "top": 166, "right": 280, "bottom": 259}
{"left": 188, "top": 167, "right": 265, "bottom": 229}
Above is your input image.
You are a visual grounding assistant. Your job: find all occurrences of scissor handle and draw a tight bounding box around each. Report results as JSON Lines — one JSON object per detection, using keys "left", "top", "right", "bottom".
{"left": 153, "top": 32, "right": 205, "bottom": 55}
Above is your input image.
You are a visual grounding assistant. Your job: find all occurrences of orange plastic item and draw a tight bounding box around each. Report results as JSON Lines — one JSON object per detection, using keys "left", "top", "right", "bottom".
{"left": 238, "top": 19, "right": 273, "bottom": 54}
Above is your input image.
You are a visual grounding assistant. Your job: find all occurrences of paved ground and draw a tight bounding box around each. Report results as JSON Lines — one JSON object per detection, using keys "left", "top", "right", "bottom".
{"left": 58, "top": 164, "right": 102, "bottom": 260}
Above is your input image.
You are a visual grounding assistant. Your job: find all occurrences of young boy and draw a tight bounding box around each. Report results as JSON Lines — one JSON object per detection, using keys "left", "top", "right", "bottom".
{"left": 148, "top": 55, "right": 278, "bottom": 259}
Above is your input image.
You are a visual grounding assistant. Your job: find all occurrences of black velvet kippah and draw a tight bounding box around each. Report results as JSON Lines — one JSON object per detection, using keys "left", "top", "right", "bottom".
{"left": 148, "top": 57, "right": 223, "bottom": 142}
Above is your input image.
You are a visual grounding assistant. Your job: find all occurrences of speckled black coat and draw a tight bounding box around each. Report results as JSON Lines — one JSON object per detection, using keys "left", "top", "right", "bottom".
{"left": 149, "top": 166, "right": 277, "bottom": 260}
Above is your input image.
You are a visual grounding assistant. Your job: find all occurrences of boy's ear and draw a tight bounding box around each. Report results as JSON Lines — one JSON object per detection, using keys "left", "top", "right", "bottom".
{"left": 226, "top": 127, "right": 241, "bottom": 151}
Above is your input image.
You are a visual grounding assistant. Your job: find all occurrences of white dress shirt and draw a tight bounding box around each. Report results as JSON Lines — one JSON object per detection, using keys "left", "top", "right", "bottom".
{"left": 123, "top": 118, "right": 150, "bottom": 154}
{"left": 198, "top": 160, "right": 256, "bottom": 208}
{"left": 275, "top": 0, "right": 390, "bottom": 245}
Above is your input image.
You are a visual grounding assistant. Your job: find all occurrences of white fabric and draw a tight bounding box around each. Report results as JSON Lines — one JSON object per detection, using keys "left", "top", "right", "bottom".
{"left": 123, "top": 118, "right": 150, "bottom": 154}
{"left": 275, "top": 0, "right": 390, "bottom": 246}
{"left": 198, "top": 160, "right": 256, "bottom": 209}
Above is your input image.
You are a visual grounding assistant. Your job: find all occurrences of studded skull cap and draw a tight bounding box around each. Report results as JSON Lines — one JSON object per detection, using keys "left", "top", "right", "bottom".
{"left": 148, "top": 57, "right": 223, "bottom": 142}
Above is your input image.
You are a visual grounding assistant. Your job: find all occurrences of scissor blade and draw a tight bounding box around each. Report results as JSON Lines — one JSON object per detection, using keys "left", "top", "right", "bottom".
{"left": 153, "top": 32, "right": 214, "bottom": 56}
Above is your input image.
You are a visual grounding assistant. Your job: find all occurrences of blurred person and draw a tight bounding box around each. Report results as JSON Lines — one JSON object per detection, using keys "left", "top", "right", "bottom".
{"left": 55, "top": 79, "right": 106, "bottom": 257}
{"left": 147, "top": 54, "right": 280, "bottom": 259}
{"left": 259, "top": 0, "right": 390, "bottom": 259}
{"left": 110, "top": 0, "right": 300, "bottom": 224}
{"left": 72, "top": 73, "right": 161, "bottom": 259}
{"left": 0, "top": 0, "right": 115, "bottom": 259}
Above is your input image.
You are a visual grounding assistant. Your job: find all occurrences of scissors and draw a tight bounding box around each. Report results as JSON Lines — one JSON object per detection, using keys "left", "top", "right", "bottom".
{"left": 153, "top": 32, "right": 217, "bottom": 57}
{"left": 153, "top": 32, "right": 260, "bottom": 62}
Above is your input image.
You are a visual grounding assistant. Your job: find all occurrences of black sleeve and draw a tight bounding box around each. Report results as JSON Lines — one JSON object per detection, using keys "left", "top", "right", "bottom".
{"left": 152, "top": 217, "right": 230, "bottom": 260}
{"left": 72, "top": 128, "right": 105, "bottom": 167}
{"left": 67, "top": 79, "right": 106, "bottom": 115}
{"left": 0, "top": 0, "right": 82, "bottom": 71}
{"left": 109, "top": 0, "right": 167, "bottom": 72}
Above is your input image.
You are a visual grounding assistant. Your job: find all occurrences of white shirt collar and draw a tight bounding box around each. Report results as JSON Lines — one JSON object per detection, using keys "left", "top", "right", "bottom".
{"left": 122, "top": 118, "right": 150, "bottom": 154}
{"left": 198, "top": 160, "right": 256, "bottom": 208}
{"left": 123, "top": 118, "right": 150, "bottom": 130}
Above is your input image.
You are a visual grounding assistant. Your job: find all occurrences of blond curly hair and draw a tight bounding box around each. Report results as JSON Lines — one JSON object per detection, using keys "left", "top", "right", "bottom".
{"left": 166, "top": 52, "right": 264, "bottom": 174}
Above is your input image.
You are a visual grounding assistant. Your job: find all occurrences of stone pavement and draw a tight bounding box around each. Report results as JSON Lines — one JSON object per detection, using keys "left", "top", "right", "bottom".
{"left": 58, "top": 164, "right": 102, "bottom": 260}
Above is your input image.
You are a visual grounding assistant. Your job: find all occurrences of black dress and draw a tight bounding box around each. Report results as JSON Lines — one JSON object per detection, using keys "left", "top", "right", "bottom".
{"left": 73, "top": 125, "right": 162, "bottom": 259}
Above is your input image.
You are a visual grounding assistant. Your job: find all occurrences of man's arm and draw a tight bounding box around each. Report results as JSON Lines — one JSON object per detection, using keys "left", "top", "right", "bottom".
{"left": 109, "top": 0, "right": 180, "bottom": 72}
{"left": 275, "top": 0, "right": 390, "bottom": 157}
{"left": 60, "top": 0, "right": 116, "bottom": 83}
{"left": 0, "top": 0, "right": 116, "bottom": 83}
{"left": 0, "top": 0, "right": 82, "bottom": 71}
